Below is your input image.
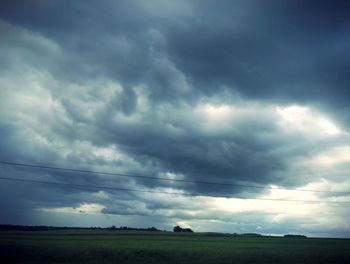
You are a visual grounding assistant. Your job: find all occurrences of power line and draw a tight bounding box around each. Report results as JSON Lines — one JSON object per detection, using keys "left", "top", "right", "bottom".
{"left": 0, "top": 160, "right": 348, "bottom": 195}
{"left": 0, "top": 176, "right": 349, "bottom": 205}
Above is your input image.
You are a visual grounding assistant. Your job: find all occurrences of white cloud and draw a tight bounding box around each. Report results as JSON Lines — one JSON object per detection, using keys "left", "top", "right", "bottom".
{"left": 276, "top": 105, "right": 342, "bottom": 137}
{"left": 309, "top": 146, "right": 350, "bottom": 167}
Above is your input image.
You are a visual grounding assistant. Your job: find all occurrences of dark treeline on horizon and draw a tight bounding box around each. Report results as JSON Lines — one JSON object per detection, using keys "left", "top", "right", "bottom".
{"left": 0, "top": 224, "right": 163, "bottom": 232}
{"left": 0, "top": 224, "right": 311, "bottom": 239}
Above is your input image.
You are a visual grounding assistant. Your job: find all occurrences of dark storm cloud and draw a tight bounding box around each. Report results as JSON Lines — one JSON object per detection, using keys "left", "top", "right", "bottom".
{"left": 98, "top": 116, "right": 286, "bottom": 194}
{"left": 1, "top": 0, "right": 349, "bottom": 106}
{"left": 1, "top": 0, "right": 349, "bottom": 188}
{"left": 164, "top": 0, "right": 350, "bottom": 105}
{"left": 0, "top": 0, "right": 349, "bottom": 235}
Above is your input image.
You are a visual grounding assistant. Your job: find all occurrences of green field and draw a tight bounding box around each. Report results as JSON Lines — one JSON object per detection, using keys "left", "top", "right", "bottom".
{"left": 1, "top": 230, "right": 349, "bottom": 263}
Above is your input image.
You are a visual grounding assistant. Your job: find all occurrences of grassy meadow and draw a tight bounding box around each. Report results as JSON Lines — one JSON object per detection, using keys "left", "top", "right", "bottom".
{"left": 1, "top": 229, "right": 349, "bottom": 263}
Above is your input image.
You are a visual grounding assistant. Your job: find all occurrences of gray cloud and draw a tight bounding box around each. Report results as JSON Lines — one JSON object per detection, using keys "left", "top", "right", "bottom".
{"left": 1, "top": 1, "right": 349, "bottom": 106}
{"left": 0, "top": 0, "right": 349, "bottom": 236}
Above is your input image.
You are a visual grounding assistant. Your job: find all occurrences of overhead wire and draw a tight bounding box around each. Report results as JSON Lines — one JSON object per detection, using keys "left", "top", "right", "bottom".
{"left": 0, "top": 160, "right": 348, "bottom": 195}
{"left": 0, "top": 176, "right": 349, "bottom": 205}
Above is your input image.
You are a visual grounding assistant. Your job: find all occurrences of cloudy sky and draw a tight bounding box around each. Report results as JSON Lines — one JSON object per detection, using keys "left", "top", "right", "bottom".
{"left": 0, "top": 0, "right": 350, "bottom": 237}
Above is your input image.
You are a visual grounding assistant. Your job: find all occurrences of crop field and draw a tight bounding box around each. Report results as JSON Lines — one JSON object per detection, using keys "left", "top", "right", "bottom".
{"left": 1, "top": 230, "right": 350, "bottom": 263}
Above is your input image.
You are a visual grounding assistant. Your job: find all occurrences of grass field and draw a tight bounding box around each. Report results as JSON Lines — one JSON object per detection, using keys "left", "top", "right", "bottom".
{"left": 1, "top": 230, "right": 349, "bottom": 263}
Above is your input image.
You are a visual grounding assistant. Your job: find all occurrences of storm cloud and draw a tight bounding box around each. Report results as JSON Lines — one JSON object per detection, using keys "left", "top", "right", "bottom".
{"left": 0, "top": 0, "right": 349, "bottom": 237}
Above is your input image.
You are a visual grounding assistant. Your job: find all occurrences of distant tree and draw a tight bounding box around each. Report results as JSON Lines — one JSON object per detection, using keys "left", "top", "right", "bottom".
{"left": 173, "top": 226, "right": 182, "bottom": 232}
{"left": 173, "top": 226, "right": 194, "bottom": 233}
{"left": 284, "top": 234, "right": 307, "bottom": 238}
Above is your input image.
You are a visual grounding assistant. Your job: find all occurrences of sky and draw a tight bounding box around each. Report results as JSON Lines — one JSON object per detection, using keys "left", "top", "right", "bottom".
{"left": 0, "top": 0, "right": 350, "bottom": 237}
